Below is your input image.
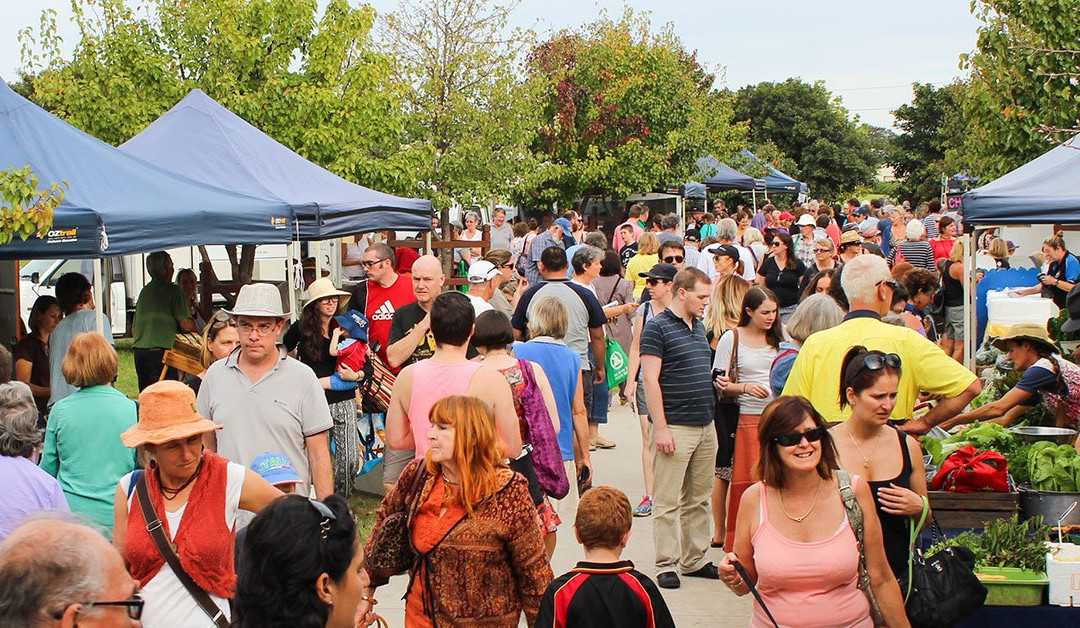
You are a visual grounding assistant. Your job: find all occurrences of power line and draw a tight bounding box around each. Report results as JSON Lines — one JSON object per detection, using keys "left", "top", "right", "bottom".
{"left": 831, "top": 81, "right": 948, "bottom": 92}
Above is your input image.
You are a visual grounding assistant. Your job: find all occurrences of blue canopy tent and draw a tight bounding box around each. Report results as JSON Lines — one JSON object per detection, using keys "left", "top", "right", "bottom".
{"left": 962, "top": 134, "right": 1080, "bottom": 225}
{"left": 739, "top": 150, "right": 808, "bottom": 196}
{"left": 121, "top": 90, "right": 432, "bottom": 240}
{"left": 0, "top": 79, "right": 296, "bottom": 260}
{"left": 693, "top": 156, "right": 765, "bottom": 192}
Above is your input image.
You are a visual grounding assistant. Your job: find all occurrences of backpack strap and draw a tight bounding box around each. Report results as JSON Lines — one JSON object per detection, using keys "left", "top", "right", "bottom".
{"left": 126, "top": 469, "right": 144, "bottom": 500}
{"left": 770, "top": 349, "right": 798, "bottom": 373}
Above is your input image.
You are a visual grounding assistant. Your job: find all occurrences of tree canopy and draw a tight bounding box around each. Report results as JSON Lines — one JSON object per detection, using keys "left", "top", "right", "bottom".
{"left": 732, "top": 78, "right": 876, "bottom": 201}
{"left": 889, "top": 82, "right": 966, "bottom": 202}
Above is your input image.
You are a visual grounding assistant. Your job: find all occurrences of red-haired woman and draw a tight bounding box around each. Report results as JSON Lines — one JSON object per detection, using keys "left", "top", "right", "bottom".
{"left": 361, "top": 396, "right": 552, "bottom": 627}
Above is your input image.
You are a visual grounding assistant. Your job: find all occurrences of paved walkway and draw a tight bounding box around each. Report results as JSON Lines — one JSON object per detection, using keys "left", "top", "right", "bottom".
{"left": 368, "top": 400, "right": 753, "bottom": 626}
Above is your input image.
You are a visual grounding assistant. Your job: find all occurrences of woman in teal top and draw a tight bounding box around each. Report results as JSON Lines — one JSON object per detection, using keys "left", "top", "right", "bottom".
{"left": 40, "top": 332, "right": 137, "bottom": 534}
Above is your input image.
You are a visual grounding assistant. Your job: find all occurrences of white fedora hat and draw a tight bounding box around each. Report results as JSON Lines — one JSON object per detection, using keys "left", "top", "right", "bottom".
{"left": 225, "top": 283, "right": 290, "bottom": 318}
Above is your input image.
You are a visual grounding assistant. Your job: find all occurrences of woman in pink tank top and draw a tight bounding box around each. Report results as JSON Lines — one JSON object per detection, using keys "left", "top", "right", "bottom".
{"left": 406, "top": 359, "right": 483, "bottom": 457}
{"left": 718, "top": 397, "right": 909, "bottom": 628}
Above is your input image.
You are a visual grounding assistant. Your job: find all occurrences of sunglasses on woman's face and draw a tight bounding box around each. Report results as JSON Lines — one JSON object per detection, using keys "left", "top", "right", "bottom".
{"left": 773, "top": 426, "right": 827, "bottom": 447}
{"left": 814, "top": 248, "right": 832, "bottom": 254}
{"left": 771, "top": 241, "right": 783, "bottom": 247}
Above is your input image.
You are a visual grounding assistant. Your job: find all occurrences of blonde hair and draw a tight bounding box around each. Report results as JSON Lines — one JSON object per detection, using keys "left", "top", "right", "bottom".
{"left": 705, "top": 275, "right": 750, "bottom": 339}
{"left": 61, "top": 332, "right": 118, "bottom": 388}
{"left": 1044, "top": 230, "right": 1067, "bottom": 250}
{"left": 743, "top": 227, "right": 765, "bottom": 246}
{"left": 199, "top": 310, "right": 237, "bottom": 368}
{"left": 526, "top": 297, "right": 568, "bottom": 339}
{"left": 425, "top": 396, "right": 507, "bottom": 514}
{"left": 637, "top": 232, "right": 660, "bottom": 256}
{"left": 987, "top": 238, "right": 1009, "bottom": 259}
{"left": 949, "top": 238, "right": 965, "bottom": 262}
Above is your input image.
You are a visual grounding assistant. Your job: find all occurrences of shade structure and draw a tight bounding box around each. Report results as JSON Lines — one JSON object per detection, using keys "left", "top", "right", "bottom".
{"left": 739, "top": 150, "right": 808, "bottom": 195}
{"left": 121, "top": 90, "right": 432, "bottom": 240}
{"left": 962, "top": 134, "right": 1080, "bottom": 225}
{"left": 0, "top": 79, "right": 296, "bottom": 260}
{"left": 693, "top": 155, "right": 765, "bottom": 192}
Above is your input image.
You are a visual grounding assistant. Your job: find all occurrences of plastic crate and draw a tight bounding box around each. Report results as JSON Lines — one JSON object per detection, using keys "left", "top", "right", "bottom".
{"left": 1047, "top": 543, "right": 1080, "bottom": 607}
{"left": 975, "top": 566, "right": 1049, "bottom": 606}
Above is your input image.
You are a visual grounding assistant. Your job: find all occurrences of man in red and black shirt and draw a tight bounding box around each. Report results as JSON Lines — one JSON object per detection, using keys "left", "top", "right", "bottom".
{"left": 350, "top": 243, "right": 416, "bottom": 371}
{"left": 536, "top": 487, "right": 675, "bottom": 628}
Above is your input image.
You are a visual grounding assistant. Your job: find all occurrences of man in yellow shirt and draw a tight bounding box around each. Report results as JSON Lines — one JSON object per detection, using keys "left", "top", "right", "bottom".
{"left": 782, "top": 254, "right": 981, "bottom": 433}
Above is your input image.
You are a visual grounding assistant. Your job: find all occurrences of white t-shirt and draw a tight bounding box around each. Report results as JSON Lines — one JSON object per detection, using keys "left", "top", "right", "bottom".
{"left": 467, "top": 293, "right": 494, "bottom": 316}
{"left": 712, "top": 330, "right": 779, "bottom": 415}
{"left": 342, "top": 235, "right": 371, "bottom": 281}
{"left": 119, "top": 463, "right": 246, "bottom": 628}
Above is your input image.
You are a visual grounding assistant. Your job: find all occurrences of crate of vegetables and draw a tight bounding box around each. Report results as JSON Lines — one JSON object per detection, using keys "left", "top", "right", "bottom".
{"left": 935, "top": 515, "right": 1050, "bottom": 606}
{"left": 922, "top": 422, "right": 1020, "bottom": 528}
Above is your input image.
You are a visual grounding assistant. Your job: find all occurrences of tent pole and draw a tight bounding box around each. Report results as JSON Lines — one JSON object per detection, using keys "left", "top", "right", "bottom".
{"left": 288, "top": 240, "right": 300, "bottom": 323}
{"left": 313, "top": 240, "right": 322, "bottom": 278}
{"left": 93, "top": 257, "right": 104, "bottom": 335}
{"left": 964, "top": 232, "right": 975, "bottom": 370}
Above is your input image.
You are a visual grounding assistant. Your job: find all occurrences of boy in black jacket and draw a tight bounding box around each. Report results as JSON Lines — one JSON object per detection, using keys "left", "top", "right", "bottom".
{"left": 535, "top": 486, "right": 675, "bottom": 628}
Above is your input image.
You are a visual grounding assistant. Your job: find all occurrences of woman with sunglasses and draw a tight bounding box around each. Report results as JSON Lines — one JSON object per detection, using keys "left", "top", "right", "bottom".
{"left": 830, "top": 347, "right": 929, "bottom": 583}
{"left": 113, "top": 381, "right": 283, "bottom": 627}
{"left": 756, "top": 232, "right": 806, "bottom": 323}
{"left": 713, "top": 286, "right": 783, "bottom": 551}
{"left": 719, "top": 396, "right": 909, "bottom": 628}
{"left": 284, "top": 278, "right": 362, "bottom": 497}
{"left": 234, "top": 494, "right": 369, "bottom": 628}
{"left": 799, "top": 237, "right": 836, "bottom": 293}
{"left": 183, "top": 310, "right": 239, "bottom": 396}
{"left": 361, "top": 395, "right": 552, "bottom": 626}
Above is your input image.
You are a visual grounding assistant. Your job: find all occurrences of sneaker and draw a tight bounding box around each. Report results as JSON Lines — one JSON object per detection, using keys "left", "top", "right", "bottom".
{"left": 684, "top": 562, "right": 720, "bottom": 580}
{"left": 633, "top": 496, "right": 653, "bottom": 517}
{"left": 657, "top": 571, "right": 681, "bottom": 589}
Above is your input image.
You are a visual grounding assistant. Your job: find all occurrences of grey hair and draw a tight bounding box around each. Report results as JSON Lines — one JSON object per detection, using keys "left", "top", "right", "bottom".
{"left": 0, "top": 382, "right": 38, "bottom": 457}
{"left": 463, "top": 211, "right": 481, "bottom": 225}
{"left": 840, "top": 254, "right": 891, "bottom": 304}
{"left": 571, "top": 245, "right": 605, "bottom": 275}
{"left": 660, "top": 214, "right": 680, "bottom": 230}
{"left": 0, "top": 517, "right": 109, "bottom": 625}
{"left": 584, "top": 231, "right": 608, "bottom": 249}
{"left": 716, "top": 218, "right": 738, "bottom": 242}
{"left": 786, "top": 293, "right": 844, "bottom": 344}
{"left": 145, "top": 251, "right": 171, "bottom": 279}
{"left": 906, "top": 219, "right": 925, "bottom": 241}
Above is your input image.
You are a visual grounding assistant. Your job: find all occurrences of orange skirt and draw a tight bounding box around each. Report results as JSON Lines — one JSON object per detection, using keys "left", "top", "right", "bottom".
{"left": 725, "top": 413, "right": 761, "bottom": 553}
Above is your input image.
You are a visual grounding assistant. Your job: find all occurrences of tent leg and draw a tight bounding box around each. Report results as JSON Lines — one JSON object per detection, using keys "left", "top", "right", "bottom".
{"left": 964, "top": 233, "right": 975, "bottom": 370}
{"left": 93, "top": 258, "right": 104, "bottom": 335}
{"left": 288, "top": 241, "right": 300, "bottom": 323}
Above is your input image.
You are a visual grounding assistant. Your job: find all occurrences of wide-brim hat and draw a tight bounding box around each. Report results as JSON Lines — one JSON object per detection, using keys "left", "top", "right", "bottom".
{"left": 991, "top": 324, "right": 1058, "bottom": 354}
{"left": 303, "top": 277, "right": 351, "bottom": 311}
{"left": 839, "top": 230, "right": 862, "bottom": 246}
{"left": 225, "top": 283, "right": 291, "bottom": 318}
{"left": 795, "top": 214, "right": 816, "bottom": 227}
{"left": 1061, "top": 284, "right": 1080, "bottom": 333}
{"left": 121, "top": 381, "right": 222, "bottom": 448}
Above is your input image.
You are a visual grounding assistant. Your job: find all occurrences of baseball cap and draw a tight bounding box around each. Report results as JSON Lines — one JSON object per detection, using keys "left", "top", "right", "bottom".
{"left": 854, "top": 207, "right": 869, "bottom": 217}
{"left": 333, "top": 309, "right": 370, "bottom": 343}
{"left": 684, "top": 228, "right": 701, "bottom": 242}
{"left": 857, "top": 218, "right": 881, "bottom": 237}
{"left": 779, "top": 211, "right": 795, "bottom": 221}
{"left": 554, "top": 218, "right": 573, "bottom": 237}
{"left": 711, "top": 244, "right": 741, "bottom": 261}
{"left": 467, "top": 259, "right": 500, "bottom": 283}
{"left": 251, "top": 452, "right": 302, "bottom": 487}
{"left": 638, "top": 263, "right": 678, "bottom": 282}
{"left": 795, "top": 214, "right": 816, "bottom": 228}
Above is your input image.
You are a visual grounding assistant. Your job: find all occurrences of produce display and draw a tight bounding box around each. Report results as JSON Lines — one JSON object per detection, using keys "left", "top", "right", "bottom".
{"left": 921, "top": 422, "right": 1016, "bottom": 467}
{"left": 1026, "top": 442, "right": 1080, "bottom": 493}
{"left": 931, "top": 515, "right": 1051, "bottom": 572}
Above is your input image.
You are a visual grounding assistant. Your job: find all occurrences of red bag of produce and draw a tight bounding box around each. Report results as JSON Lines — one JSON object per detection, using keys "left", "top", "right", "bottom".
{"left": 930, "top": 445, "right": 1009, "bottom": 492}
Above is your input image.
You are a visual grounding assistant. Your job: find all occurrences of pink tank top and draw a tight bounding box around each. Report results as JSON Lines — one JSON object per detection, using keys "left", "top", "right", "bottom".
{"left": 407, "top": 360, "right": 483, "bottom": 457}
{"left": 749, "top": 480, "right": 872, "bottom": 628}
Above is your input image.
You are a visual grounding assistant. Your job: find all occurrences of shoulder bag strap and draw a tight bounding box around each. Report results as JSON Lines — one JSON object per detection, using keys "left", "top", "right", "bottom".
{"left": 135, "top": 474, "right": 229, "bottom": 628}
{"left": 728, "top": 328, "right": 739, "bottom": 383}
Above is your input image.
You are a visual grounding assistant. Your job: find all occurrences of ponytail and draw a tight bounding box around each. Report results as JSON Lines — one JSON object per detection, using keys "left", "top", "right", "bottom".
{"left": 1045, "top": 231, "right": 1067, "bottom": 251}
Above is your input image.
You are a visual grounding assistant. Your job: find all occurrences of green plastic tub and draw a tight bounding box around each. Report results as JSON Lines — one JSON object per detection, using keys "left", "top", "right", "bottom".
{"left": 975, "top": 566, "right": 1049, "bottom": 606}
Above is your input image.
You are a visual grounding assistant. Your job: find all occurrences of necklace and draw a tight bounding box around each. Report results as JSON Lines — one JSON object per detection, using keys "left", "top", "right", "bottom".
{"left": 778, "top": 478, "right": 823, "bottom": 523}
{"left": 159, "top": 458, "right": 204, "bottom": 500}
{"left": 847, "top": 427, "right": 884, "bottom": 469}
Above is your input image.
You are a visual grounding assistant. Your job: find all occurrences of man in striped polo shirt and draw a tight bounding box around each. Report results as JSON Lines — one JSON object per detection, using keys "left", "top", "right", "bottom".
{"left": 639, "top": 267, "right": 718, "bottom": 589}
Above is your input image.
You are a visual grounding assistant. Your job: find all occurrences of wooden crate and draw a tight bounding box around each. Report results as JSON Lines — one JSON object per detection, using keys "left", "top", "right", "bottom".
{"left": 929, "top": 490, "right": 1020, "bottom": 529}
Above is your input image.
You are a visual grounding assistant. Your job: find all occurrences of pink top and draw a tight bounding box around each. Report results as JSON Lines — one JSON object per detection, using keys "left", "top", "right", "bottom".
{"left": 407, "top": 359, "right": 483, "bottom": 456}
{"left": 750, "top": 479, "right": 872, "bottom": 628}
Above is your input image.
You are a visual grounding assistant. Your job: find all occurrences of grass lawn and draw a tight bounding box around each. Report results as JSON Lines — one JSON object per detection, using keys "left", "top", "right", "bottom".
{"left": 348, "top": 493, "right": 384, "bottom": 539}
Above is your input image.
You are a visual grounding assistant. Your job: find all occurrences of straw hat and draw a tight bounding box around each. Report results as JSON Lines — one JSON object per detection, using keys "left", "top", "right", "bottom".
{"left": 225, "top": 283, "right": 290, "bottom": 318}
{"left": 304, "top": 277, "right": 351, "bottom": 311}
{"left": 121, "top": 381, "right": 222, "bottom": 447}
{"left": 991, "top": 324, "right": 1058, "bottom": 355}
{"left": 839, "top": 230, "right": 862, "bottom": 246}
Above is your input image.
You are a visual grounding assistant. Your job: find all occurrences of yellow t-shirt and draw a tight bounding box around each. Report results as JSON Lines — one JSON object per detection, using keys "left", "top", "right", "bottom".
{"left": 781, "top": 314, "right": 977, "bottom": 423}
{"left": 626, "top": 253, "right": 659, "bottom": 298}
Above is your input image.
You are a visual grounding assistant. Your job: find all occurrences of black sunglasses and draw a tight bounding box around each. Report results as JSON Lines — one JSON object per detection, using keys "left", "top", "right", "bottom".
{"left": 646, "top": 278, "right": 671, "bottom": 287}
{"left": 309, "top": 498, "right": 337, "bottom": 539}
{"left": 876, "top": 279, "right": 901, "bottom": 291}
{"left": 773, "top": 426, "right": 827, "bottom": 447}
{"left": 770, "top": 241, "right": 783, "bottom": 246}
{"left": 53, "top": 594, "right": 145, "bottom": 620}
{"left": 814, "top": 248, "right": 832, "bottom": 254}
{"left": 361, "top": 258, "right": 387, "bottom": 268}
{"left": 858, "top": 352, "right": 901, "bottom": 372}
{"left": 662, "top": 255, "right": 684, "bottom": 264}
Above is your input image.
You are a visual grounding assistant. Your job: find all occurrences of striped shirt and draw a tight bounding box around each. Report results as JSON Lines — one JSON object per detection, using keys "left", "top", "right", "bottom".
{"left": 889, "top": 241, "right": 936, "bottom": 270}
{"left": 639, "top": 308, "right": 715, "bottom": 425}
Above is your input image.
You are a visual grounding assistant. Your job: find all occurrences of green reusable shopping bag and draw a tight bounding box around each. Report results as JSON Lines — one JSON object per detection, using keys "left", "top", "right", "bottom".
{"left": 605, "top": 335, "right": 628, "bottom": 388}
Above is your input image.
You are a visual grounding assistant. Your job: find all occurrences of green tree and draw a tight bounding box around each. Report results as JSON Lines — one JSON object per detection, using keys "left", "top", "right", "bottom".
{"left": 18, "top": 0, "right": 414, "bottom": 196}
{"left": 961, "top": 0, "right": 1080, "bottom": 178}
{"left": 890, "top": 82, "right": 966, "bottom": 202}
{"left": 383, "top": 0, "right": 541, "bottom": 209}
{"left": 732, "top": 78, "right": 876, "bottom": 200}
{"left": 0, "top": 166, "right": 66, "bottom": 247}
{"left": 521, "top": 9, "right": 744, "bottom": 208}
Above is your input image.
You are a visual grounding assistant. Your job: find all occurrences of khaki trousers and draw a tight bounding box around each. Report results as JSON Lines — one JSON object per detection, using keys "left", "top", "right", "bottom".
{"left": 652, "top": 423, "right": 718, "bottom": 573}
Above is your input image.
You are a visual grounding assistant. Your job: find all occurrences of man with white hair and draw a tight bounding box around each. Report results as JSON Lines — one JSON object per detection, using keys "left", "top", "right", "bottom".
{"left": 782, "top": 254, "right": 980, "bottom": 433}
{"left": 0, "top": 517, "right": 140, "bottom": 627}
{"left": 696, "top": 218, "right": 755, "bottom": 283}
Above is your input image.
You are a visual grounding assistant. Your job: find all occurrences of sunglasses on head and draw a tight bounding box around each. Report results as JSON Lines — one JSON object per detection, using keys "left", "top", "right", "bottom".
{"left": 309, "top": 498, "right": 337, "bottom": 539}
{"left": 663, "top": 255, "right": 684, "bottom": 264}
{"left": 773, "top": 426, "right": 827, "bottom": 447}
{"left": 858, "top": 352, "right": 901, "bottom": 372}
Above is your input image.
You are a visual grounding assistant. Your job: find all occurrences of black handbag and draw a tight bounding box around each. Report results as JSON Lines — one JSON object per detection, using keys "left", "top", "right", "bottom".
{"left": 901, "top": 515, "right": 987, "bottom": 628}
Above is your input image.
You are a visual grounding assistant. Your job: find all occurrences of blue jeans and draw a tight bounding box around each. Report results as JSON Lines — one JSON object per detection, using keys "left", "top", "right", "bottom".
{"left": 590, "top": 380, "right": 610, "bottom": 424}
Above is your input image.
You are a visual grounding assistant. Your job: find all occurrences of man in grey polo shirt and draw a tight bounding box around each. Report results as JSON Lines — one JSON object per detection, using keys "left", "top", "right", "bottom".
{"left": 198, "top": 283, "right": 334, "bottom": 498}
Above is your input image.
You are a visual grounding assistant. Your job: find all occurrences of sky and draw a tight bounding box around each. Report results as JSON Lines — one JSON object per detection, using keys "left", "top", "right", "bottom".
{"left": 0, "top": 0, "right": 980, "bottom": 129}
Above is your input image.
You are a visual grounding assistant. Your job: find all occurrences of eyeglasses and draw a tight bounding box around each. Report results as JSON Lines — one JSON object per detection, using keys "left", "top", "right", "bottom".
{"left": 876, "top": 279, "right": 900, "bottom": 291}
{"left": 53, "top": 594, "right": 145, "bottom": 620}
{"left": 662, "top": 255, "right": 684, "bottom": 264}
{"left": 814, "top": 248, "right": 832, "bottom": 254}
{"left": 237, "top": 321, "right": 279, "bottom": 336}
{"left": 361, "top": 258, "right": 386, "bottom": 268}
{"left": 309, "top": 498, "right": 337, "bottom": 539}
{"left": 857, "top": 352, "right": 901, "bottom": 372}
{"left": 773, "top": 427, "right": 827, "bottom": 447}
